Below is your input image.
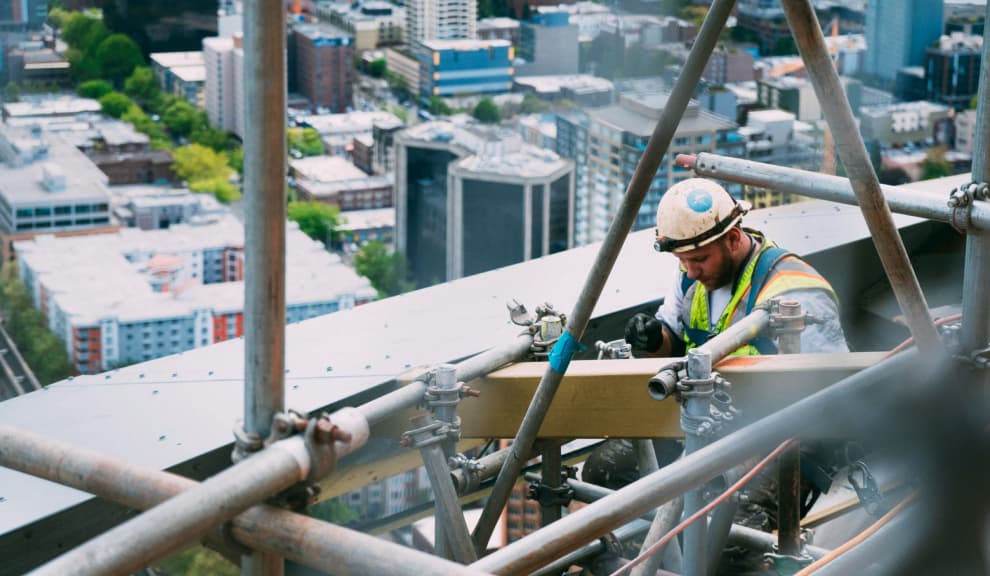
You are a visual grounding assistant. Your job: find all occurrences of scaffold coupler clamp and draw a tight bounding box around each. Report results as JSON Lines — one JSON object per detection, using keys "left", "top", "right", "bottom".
{"left": 765, "top": 547, "right": 813, "bottom": 575}
{"left": 507, "top": 299, "right": 567, "bottom": 360}
{"left": 961, "top": 343, "right": 990, "bottom": 369}
{"left": 596, "top": 338, "right": 632, "bottom": 360}
{"left": 768, "top": 299, "right": 806, "bottom": 334}
{"left": 527, "top": 468, "right": 576, "bottom": 508}
{"left": 231, "top": 409, "right": 308, "bottom": 464}
{"left": 449, "top": 454, "right": 483, "bottom": 494}
{"left": 422, "top": 364, "right": 476, "bottom": 443}
{"left": 400, "top": 417, "right": 452, "bottom": 450}
{"left": 948, "top": 180, "right": 989, "bottom": 232}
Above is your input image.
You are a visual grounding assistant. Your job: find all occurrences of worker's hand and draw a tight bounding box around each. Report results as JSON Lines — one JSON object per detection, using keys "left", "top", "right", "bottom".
{"left": 624, "top": 313, "right": 663, "bottom": 353}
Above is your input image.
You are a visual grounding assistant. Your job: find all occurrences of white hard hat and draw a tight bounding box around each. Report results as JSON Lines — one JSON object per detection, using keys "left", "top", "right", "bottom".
{"left": 654, "top": 178, "right": 750, "bottom": 253}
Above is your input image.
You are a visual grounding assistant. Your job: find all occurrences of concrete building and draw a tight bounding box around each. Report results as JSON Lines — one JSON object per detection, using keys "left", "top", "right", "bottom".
{"left": 477, "top": 17, "right": 520, "bottom": 45}
{"left": 373, "top": 117, "right": 404, "bottom": 175}
{"left": 4, "top": 46, "right": 72, "bottom": 88}
{"left": 513, "top": 74, "right": 614, "bottom": 107}
{"left": 334, "top": 207, "right": 395, "bottom": 249}
{"left": 557, "top": 92, "right": 743, "bottom": 245}
{"left": 702, "top": 48, "right": 755, "bottom": 86}
{"left": 955, "top": 108, "right": 978, "bottom": 155}
{"left": 15, "top": 216, "right": 376, "bottom": 374}
{"left": 860, "top": 101, "right": 951, "bottom": 148}
{"left": 825, "top": 33, "right": 866, "bottom": 78}
{"left": 395, "top": 120, "right": 574, "bottom": 286}
{"left": 418, "top": 39, "right": 514, "bottom": 97}
{"left": 203, "top": 36, "right": 245, "bottom": 138}
{"left": 757, "top": 75, "right": 862, "bottom": 123}
{"left": 517, "top": 114, "right": 557, "bottom": 152}
{"left": 384, "top": 48, "right": 421, "bottom": 97}
{"left": 290, "top": 155, "right": 394, "bottom": 210}
{"left": 740, "top": 108, "right": 822, "bottom": 171}
{"left": 149, "top": 51, "right": 206, "bottom": 107}
{"left": 0, "top": 129, "right": 117, "bottom": 262}
{"left": 517, "top": 10, "right": 580, "bottom": 77}
{"left": 110, "top": 185, "right": 228, "bottom": 231}
{"left": 864, "top": 0, "right": 944, "bottom": 85}
{"left": 293, "top": 23, "right": 355, "bottom": 114}
{"left": 0, "top": 0, "right": 47, "bottom": 32}
{"left": 297, "top": 110, "right": 404, "bottom": 156}
{"left": 405, "top": 0, "right": 476, "bottom": 45}
{"left": 925, "top": 33, "right": 984, "bottom": 111}
{"left": 316, "top": 1, "right": 405, "bottom": 52}
{"left": 1, "top": 95, "right": 101, "bottom": 123}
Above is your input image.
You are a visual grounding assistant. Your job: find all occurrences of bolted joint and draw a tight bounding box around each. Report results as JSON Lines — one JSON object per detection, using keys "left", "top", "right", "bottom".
{"left": 527, "top": 481, "right": 575, "bottom": 508}
{"left": 303, "top": 408, "right": 370, "bottom": 483}
{"left": 764, "top": 551, "right": 814, "bottom": 575}
{"left": 401, "top": 415, "right": 449, "bottom": 449}
{"left": 449, "top": 454, "right": 483, "bottom": 494}
{"left": 231, "top": 410, "right": 308, "bottom": 464}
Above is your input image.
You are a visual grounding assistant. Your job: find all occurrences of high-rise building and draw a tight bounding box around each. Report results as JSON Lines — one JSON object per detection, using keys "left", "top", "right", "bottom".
{"left": 292, "top": 23, "right": 355, "bottom": 113}
{"left": 395, "top": 121, "right": 574, "bottom": 287}
{"left": 925, "top": 33, "right": 984, "bottom": 111}
{"left": 417, "top": 39, "right": 514, "bottom": 97}
{"left": 0, "top": 0, "right": 48, "bottom": 32}
{"left": 556, "top": 92, "right": 743, "bottom": 246}
{"left": 864, "top": 0, "right": 944, "bottom": 85}
{"left": 405, "top": 0, "right": 476, "bottom": 46}
{"left": 203, "top": 36, "right": 245, "bottom": 138}
{"left": 517, "top": 9, "right": 579, "bottom": 77}
{"left": 102, "top": 0, "right": 218, "bottom": 55}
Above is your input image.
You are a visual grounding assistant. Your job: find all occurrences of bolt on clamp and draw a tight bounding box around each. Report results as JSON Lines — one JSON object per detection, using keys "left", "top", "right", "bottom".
{"left": 507, "top": 299, "right": 568, "bottom": 359}
{"left": 231, "top": 410, "right": 308, "bottom": 463}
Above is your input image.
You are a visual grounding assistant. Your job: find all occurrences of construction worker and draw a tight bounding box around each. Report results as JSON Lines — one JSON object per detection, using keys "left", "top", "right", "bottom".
{"left": 625, "top": 178, "right": 848, "bottom": 357}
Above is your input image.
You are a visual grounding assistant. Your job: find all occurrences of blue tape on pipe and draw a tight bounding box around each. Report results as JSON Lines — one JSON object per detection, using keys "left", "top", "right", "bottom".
{"left": 549, "top": 331, "right": 586, "bottom": 373}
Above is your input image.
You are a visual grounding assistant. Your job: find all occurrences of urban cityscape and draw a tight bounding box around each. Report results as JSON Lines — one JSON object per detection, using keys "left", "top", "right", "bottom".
{"left": 0, "top": 0, "right": 987, "bottom": 574}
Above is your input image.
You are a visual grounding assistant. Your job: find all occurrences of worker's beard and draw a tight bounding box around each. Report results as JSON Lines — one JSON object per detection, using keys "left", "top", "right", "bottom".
{"left": 703, "top": 240, "right": 736, "bottom": 291}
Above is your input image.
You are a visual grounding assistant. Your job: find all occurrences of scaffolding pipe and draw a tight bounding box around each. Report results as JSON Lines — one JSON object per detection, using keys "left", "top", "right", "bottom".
{"left": 563, "top": 477, "right": 828, "bottom": 562}
{"left": 704, "top": 464, "right": 746, "bottom": 576}
{"left": 0, "top": 425, "right": 490, "bottom": 576}
{"left": 242, "top": 0, "right": 287, "bottom": 571}
{"left": 961, "top": 1, "right": 990, "bottom": 353}
{"left": 540, "top": 441, "right": 564, "bottom": 525}
{"left": 629, "top": 494, "right": 684, "bottom": 576}
{"left": 469, "top": 0, "right": 737, "bottom": 551}
{"left": 22, "top": 408, "right": 369, "bottom": 576}
{"left": 780, "top": 0, "right": 940, "bottom": 353}
{"left": 470, "top": 350, "right": 923, "bottom": 575}
{"left": 359, "top": 334, "right": 533, "bottom": 426}
{"left": 678, "top": 153, "right": 990, "bottom": 231}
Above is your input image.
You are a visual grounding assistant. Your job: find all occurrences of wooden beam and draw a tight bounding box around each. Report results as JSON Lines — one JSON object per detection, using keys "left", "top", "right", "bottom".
{"left": 458, "top": 353, "right": 887, "bottom": 439}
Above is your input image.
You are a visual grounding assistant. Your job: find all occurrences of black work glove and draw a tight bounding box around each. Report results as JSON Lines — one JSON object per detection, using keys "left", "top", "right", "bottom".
{"left": 624, "top": 313, "right": 664, "bottom": 353}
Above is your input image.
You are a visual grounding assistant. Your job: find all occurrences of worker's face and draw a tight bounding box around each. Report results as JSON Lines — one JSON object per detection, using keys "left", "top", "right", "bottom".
{"left": 676, "top": 235, "right": 735, "bottom": 291}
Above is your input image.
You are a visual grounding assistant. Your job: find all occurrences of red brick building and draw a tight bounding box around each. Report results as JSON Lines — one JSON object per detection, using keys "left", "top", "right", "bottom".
{"left": 293, "top": 23, "right": 355, "bottom": 113}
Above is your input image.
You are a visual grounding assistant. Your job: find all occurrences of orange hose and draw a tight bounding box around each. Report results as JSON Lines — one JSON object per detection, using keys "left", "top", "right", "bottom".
{"left": 609, "top": 439, "right": 797, "bottom": 576}
{"left": 793, "top": 491, "right": 918, "bottom": 576}
{"left": 885, "top": 313, "right": 961, "bottom": 358}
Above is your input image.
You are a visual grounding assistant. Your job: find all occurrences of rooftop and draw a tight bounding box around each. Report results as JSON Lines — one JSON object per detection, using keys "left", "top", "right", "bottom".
{"left": 747, "top": 109, "right": 797, "bottom": 123}
{"left": 149, "top": 51, "right": 204, "bottom": 69}
{"left": 420, "top": 38, "right": 512, "bottom": 51}
{"left": 861, "top": 101, "right": 951, "bottom": 118}
{"left": 14, "top": 216, "right": 374, "bottom": 325}
{"left": 337, "top": 207, "right": 396, "bottom": 231}
{"left": 513, "top": 74, "right": 614, "bottom": 95}
{"left": 588, "top": 92, "right": 736, "bottom": 137}
{"left": 0, "top": 132, "right": 110, "bottom": 206}
{"left": 933, "top": 32, "right": 983, "bottom": 52}
{"left": 477, "top": 17, "right": 520, "bottom": 30}
{"left": 2, "top": 96, "right": 101, "bottom": 119}
{"left": 290, "top": 155, "right": 371, "bottom": 182}
{"left": 297, "top": 111, "right": 404, "bottom": 135}
{"left": 172, "top": 65, "right": 207, "bottom": 83}
{"left": 293, "top": 22, "right": 352, "bottom": 41}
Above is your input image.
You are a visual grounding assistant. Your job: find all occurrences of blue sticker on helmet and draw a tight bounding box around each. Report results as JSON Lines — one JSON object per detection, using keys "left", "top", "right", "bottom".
{"left": 686, "top": 189, "right": 713, "bottom": 212}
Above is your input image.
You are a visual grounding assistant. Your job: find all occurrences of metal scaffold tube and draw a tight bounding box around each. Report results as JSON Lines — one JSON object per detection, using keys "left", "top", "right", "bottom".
{"left": 677, "top": 153, "right": 990, "bottom": 231}
{"left": 471, "top": 0, "right": 738, "bottom": 550}
{"left": 359, "top": 334, "right": 533, "bottom": 426}
{"left": 470, "top": 350, "right": 925, "bottom": 575}
{"left": 242, "top": 0, "right": 287, "bottom": 571}
{"left": 0, "top": 425, "right": 491, "bottom": 576}
{"left": 961, "top": 1, "right": 990, "bottom": 353}
{"left": 780, "top": 0, "right": 941, "bottom": 353}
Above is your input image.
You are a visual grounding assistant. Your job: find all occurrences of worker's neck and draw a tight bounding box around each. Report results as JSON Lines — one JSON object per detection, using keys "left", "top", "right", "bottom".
{"left": 729, "top": 231, "right": 754, "bottom": 286}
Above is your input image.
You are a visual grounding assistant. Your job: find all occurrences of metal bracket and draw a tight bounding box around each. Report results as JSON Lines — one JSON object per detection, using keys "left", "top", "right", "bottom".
{"left": 231, "top": 410, "right": 307, "bottom": 464}
{"left": 507, "top": 299, "right": 567, "bottom": 360}
{"left": 400, "top": 418, "right": 452, "bottom": 449}
{"left": 847, "top": 460, "right": 885, "bottom": 516}
{"left": 765, "top": 550, "right": 814, "bottom": 575}
{"left": 449, "top": 454, "right": 483, "bottom": 494}
{"left": 527, "top": 481, "right": 575, "bottom": 508}
{"left": 947, "top": 181, "right": 989, "bottom": 232}
{"left": 596, "top": 338, "right": 632, "bottom": 360}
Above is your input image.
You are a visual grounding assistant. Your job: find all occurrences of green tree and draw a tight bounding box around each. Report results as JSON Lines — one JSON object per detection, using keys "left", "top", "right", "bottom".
{"left": 162, "top": 99, "right": 202, "bottom": 137}
{"left": 64, "top": 47, "right": 102, "bottom": 82}
{"left": 0, "top": 265, "right": 75, "bottom": 386}
{"left": 123, "top": 66, "right": 160, "bottom": 106}
{"left": 172, "top": 144, "right": 232, "bottom": 183}
{"left": 93, "top": 34, "right": 145, "bottom": 87}
{"left": 156, "top": 547, "right": 238, "bottom": 576}
{"left": 98, "top": 91, "right": 135, "bottom": 118}
{"left": 47, "top": 6, "right": 69, "bottom": 29}
{"left": 287, "top": 201, "right": 340, "bottom": 243}
{"left": 190, "top": 177, "right": 240, "bottom": 203}
{"left": 78, "top": 79, "right": 113, "bottom": 99}
{"left": 428, "top": 95, "right": 453, "bottom": 115}
{"left": 368, "top": 58, "right": 386, "bottom": 78}
{"left": 3, "top": 82, "right": 19, "bottom": 103}
{"left": 921, "top": 146, "right": 952, "bottom": 180}
{"left": 122, "top": 106, "right": 168, "bottom": 147}
{"left": 473, "top": 97, "right": 500, "bottom": 124}
{"left": 191, "top": 125, "right": 232, "bottom": 152}
{"left": 62, "top": 12, "right": 109, "bottom": 53}
{"left": 287, "top": 127, "right": 325, "bottom": 157}
{"left": 354, "top": 240, "right": 414, "bottom": 298}
{"left": 228, "top": 146, "right": 244, "bottom": 175}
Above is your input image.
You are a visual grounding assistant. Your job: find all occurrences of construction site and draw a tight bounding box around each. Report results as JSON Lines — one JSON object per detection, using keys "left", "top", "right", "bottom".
{"left": 1, "top": 0, "right": 989, "bottom": 575}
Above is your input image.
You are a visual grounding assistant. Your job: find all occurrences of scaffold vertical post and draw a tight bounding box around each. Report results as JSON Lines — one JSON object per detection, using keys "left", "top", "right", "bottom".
{"left": 774, "top": 301, "right": 803, "bottom": 560}
{"left": 961, "top": 1, "right": 990, "bottom": 353}
{"left": 780, "top": 0, "right": 941, "bottom": 354}
{"left": 683, "top": 348, "right": 713, "bottom": 576}
{"left": 540, "top": 440, "right": 564, "bottom": 526}
{"left": 243, "top": 0, "right": 287, "bottom": 573}
{"left": 469, "top": 0, "right": 738, "bottom": 552}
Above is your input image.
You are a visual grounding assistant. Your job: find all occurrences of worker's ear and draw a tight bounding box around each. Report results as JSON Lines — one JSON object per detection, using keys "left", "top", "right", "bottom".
{"left": 725, "top": 227, "right": 743, "bottom": 251}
